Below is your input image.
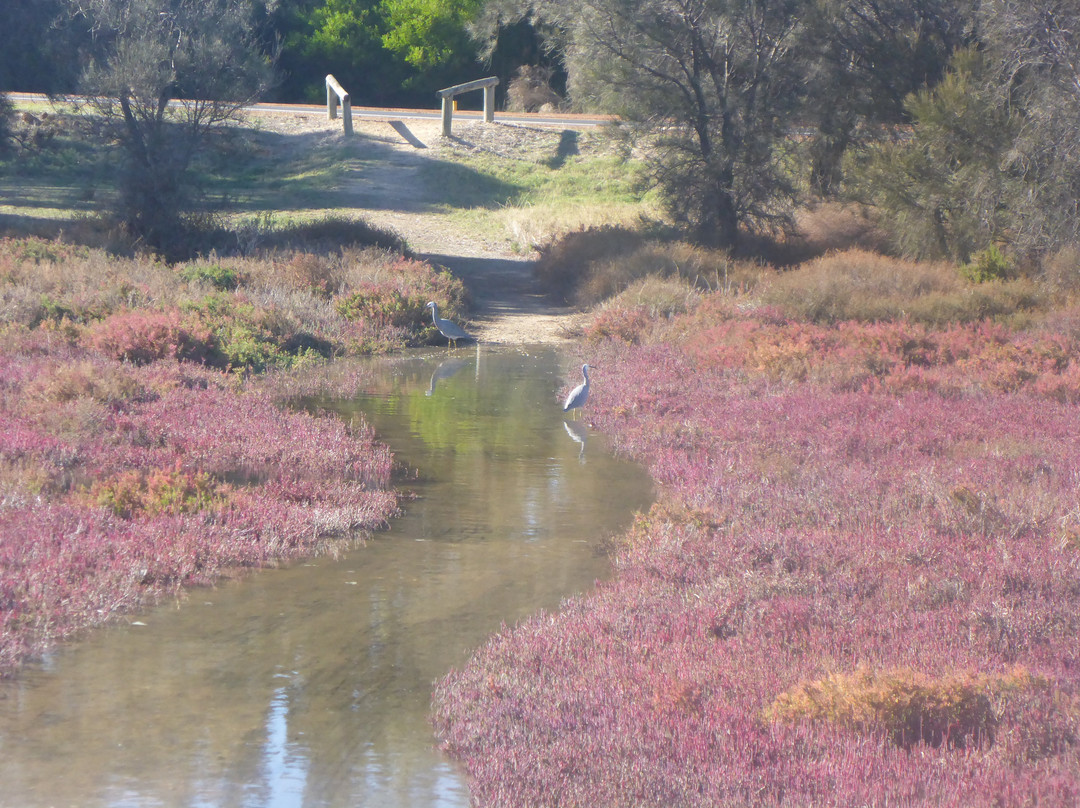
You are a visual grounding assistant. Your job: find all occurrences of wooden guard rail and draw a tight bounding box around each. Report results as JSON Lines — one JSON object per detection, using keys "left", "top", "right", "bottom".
{"left": 325, "top": 74, "right": 353, "bottom": 135}
{"left": 437, "top": 76, "right": 499, "bottom": 137}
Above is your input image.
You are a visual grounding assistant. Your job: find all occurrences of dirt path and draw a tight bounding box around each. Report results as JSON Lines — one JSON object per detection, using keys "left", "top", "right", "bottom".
{"left": 253, "top": 112, "right": 580, "bottom": 345}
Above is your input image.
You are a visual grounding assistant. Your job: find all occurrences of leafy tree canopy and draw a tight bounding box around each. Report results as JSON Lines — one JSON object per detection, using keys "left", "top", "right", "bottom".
{"left": 381, "top": 0, "right": 483, "bottom": 71}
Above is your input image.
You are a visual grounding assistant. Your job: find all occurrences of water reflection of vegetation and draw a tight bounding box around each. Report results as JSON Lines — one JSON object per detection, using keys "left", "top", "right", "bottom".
{"left": 0, "top": 349, "right": 654, "bottom": 808}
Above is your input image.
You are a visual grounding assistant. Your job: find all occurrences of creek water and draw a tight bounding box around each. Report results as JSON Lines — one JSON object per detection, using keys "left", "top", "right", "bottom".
{"left": 0, "top": 347, "right": 654, "bottom": 808}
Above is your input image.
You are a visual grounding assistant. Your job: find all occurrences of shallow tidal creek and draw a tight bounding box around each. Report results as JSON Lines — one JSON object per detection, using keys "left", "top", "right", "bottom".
{"left": 0, "top": 347, "right": 654, "bottom": 808}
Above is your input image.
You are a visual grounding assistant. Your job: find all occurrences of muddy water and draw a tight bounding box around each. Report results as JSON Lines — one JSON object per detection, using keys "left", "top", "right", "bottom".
{"left": 0, "top": 348, "right": 654, "bottom": 808}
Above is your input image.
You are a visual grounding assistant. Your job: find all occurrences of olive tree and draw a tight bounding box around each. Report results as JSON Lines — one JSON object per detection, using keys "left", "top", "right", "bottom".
{"left": 69, "top": 0, "right": 274, "bottom": 253}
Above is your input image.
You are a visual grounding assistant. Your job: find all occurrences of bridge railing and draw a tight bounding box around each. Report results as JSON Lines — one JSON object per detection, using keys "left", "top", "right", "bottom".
{"left": 437, "top": 77, "right": 499, "bottom": 137}
{"left": 325, "top": 74, "right": 353, "bottom": 135}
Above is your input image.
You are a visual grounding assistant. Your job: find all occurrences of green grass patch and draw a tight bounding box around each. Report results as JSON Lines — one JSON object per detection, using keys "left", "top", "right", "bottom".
{"left": 421, "top": 149, "right": 646, "bottom": 211}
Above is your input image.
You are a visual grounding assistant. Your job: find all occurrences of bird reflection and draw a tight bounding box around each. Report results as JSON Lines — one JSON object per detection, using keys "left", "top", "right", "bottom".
{"left": 563, "top": 419, "right": 589, "bottom": 463}
{"left": 426, "top": 357, "right": 469, "bottom": 396}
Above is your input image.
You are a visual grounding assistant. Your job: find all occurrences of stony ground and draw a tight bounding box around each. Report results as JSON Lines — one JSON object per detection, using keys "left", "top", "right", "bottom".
{"left": 246, "top": 109, "right": 588, "bottom": 345}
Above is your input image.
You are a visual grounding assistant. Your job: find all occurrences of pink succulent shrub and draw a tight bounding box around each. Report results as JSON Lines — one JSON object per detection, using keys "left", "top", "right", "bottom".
{"left": 0, "top": 344, "right": 397, "bottom": 673}
{"left": 433, "top": 298, "right": 1080, "bottom": 805}
{"left": 583, "top": 302, "right": 652, "bottom": 344}
{"left": 1, "top": 237, "right": 467, "bottom": 362}
{"left": 85, "top": 307, "right": 216, "bottom": 365}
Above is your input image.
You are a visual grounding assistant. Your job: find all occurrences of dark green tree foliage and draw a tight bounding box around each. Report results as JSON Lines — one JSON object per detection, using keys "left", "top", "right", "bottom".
{"left": 469, "top": 2, "right": 568, "bottom": 107}
{"left": 381, "top": 0, "right": 482, "bottom": 70}
{"left": 561, "top": 0, "right": 813, "bottom": 247}
{"left": 0, "top": 0, "right": 83, "bottom": 94}
{"left": 379, "top": 0, "right": 488, "bottom": 99}
{"left": 271, "top": 0, "right": 396, "bottom": 103}
{"left": 0, "top": 94, "right": 13, "bottom": 158}
{"left": 71, "top": 0, "right": 274, "bottom": 254}
{"left": 976, "top": 0, "right": 1080, "bottom": 256}
{"left": 269, "top": 0, "right": 485, "bottom": 106}
{"left": 0, "top": 0, "right": 77, "bottom": 153}
{"left": 804, "top": 0, "right": 972, "bottom": 196}
{"left": 860, "top": 49, "right": 1019, "bottom": 261}
{"left": 862, "top": 1, "right": 1080, "bottom": 260}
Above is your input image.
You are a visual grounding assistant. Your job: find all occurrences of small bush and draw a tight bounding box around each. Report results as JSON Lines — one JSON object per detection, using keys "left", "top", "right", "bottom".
{"left": 177, "top": 261, "right": 241, "bottom": 291}
{"left": 335, "top": 288, "right": 430, "bottom": 332}
{"left": 584, "top": 303, "right": 653, "bottom": 344}
{"left": 534, "top": 225, "right": 647, "bottom": 303}
{"left": 766, "top": 666, "right": 1033, "bottom": 749}
{"left": 506, "top": 65, "right": 564, "bottom": 113}
{"left": 609, "top": 275, "right": 701, "bottom": 319}
{"left": 214, "top": 321, "right": 288, "bottom": 372}
{"left": 85, "top": 308, "right": 216, "bottom": 365}
{"left": 1041, "top": 245, "right": 1080, "bottom": 296}
{"left": 575, "top": 242, "right": 756, "bottom": 306}
{"left": 257, "top": 215, "right": 407, "bottom": 255}
{"left": 961, "top": 245, "right": 1012, "bottom": 284}
{"left": 761, "top": 248, "right": 1043, "bottom": 325}
{"left": 88, "top": 467, "right": 224, "bottom": 519}
{"left": 27, "top": 360, "right": 146, "bottom": 405}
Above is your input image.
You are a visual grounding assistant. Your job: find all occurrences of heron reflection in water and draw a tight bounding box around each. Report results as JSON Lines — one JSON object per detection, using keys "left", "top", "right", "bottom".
{"left": 426, "top": 357, "right": 469, "bottom": 396}
{"left": 563, "top": 419, "right": 588, "bottom": 463}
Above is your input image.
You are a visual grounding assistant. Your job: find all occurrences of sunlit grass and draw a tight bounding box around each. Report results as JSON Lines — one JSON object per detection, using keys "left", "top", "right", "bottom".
{"left": 421, "top": 135, "right": 659, "bottom": 250}
{"left": 422, "top": 150, "right": 646, "bottom": 209}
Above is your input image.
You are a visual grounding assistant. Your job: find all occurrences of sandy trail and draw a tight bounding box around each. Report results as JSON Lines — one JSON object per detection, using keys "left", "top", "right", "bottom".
{"left": 255, "top": 112, "right": 580, "bottom": 345}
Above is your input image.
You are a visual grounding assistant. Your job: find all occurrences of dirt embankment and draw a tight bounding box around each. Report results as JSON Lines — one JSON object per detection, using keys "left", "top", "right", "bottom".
{"left": 250, "top": 111, "right": 584, "bottom": 345}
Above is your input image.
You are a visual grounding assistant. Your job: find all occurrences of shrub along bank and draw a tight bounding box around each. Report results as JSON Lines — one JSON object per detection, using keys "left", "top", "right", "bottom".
{"left": 432, "top": 246, "right": 1080, "bottom": 805}
{"left": 0, "top": 235, "right": 468, "bottom": 673}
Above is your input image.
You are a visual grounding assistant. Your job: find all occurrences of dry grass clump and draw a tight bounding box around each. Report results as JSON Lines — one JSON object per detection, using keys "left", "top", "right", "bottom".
{"left": 505, "top": 65, "right": 564, "bottom": 113}
{"left": 24, "top": 359, "right": 146, "bottom": 405}
{"left": 766, "top": 666, "right": 1035, "bottom": 750}
{"left": 232, "top": 214, "right": 407, "bottom": 257}
{"left": 730, "top": 203, "right": 887, "bottom": 267}
{"left": 577, "top": 241, "right": 767, "bottom": 306}
{"left": 502, "top": 202, "right": 656, "bottom": 254}
{"left": 534, "top": 225, "right": 647, "bottom": 302}
{"left": 789, "top": 203, "right": 889, "bottom": 259}
{"left": 607, "top": 275, "right": 702, "bottom": 319}
{"left": 583, "top": 276, "right": 702, "bottom": 344}
{"left": 0, "top": 236, "right": 467, "bottom": 369}
{"left": 1040, "top": 246, "right": 1080, "bottom": 297}
{"left": 536, "top": 226, "right": 768, "bottom": 306}
{"left": 761, "top": 248, "right": 1044, "bottom": 325}
{"left": 0, "top": 238, "right": 188, "bottom": 325}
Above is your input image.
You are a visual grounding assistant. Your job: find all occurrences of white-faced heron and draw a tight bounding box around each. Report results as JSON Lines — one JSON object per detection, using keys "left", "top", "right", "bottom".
{"left": 425, "top": 301, "right": 473, "bottom": 348}
{"left": 562, "top": 363, "right": 593, "bottom": 418}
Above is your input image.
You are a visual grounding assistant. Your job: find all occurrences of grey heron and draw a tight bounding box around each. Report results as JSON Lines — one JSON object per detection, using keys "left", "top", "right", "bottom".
{"left": 562, "top": 363, "right": 593, "bottom": 418}
{"left": 425, "top": 301, "right": 474, "bottom": 348}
